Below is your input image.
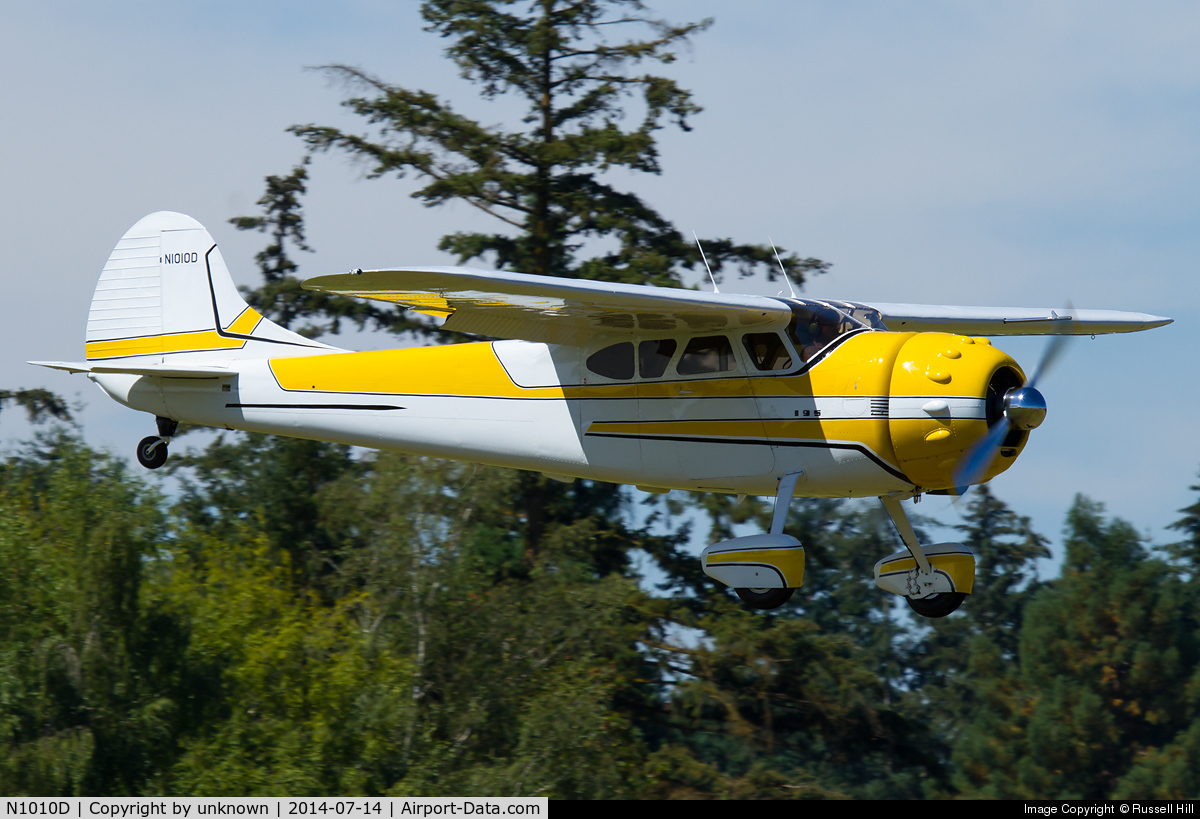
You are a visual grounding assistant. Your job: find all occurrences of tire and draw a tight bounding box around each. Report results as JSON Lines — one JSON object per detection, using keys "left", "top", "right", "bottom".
{"left": 906, "top": 592, "right": 966, "bottom": 618}
{"left": 736, "top": 587, "right": 795, "bottom": 610}
{"left": 136, "top": 436, "right": 168, "bottom": 470}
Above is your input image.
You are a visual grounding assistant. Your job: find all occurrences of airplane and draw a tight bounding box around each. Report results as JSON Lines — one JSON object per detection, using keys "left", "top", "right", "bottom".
{"left": 31, "top": 212, "right": 1172, "bottom": 617}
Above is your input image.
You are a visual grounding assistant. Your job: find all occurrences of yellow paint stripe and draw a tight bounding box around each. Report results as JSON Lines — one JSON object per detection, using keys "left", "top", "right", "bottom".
{"left": 589, "top": 420, "right": 772, "bottom": 438}
{"left": 327, "top": 291, "right": 463, "bottom": 311}
{"left": 707, "top": 548, "right": 803, "bottom": 564}
{"left": 877, "top": 553, "right": 973, "bottom": 574}
{"left": 270, "top": 343, "right": 564, "bottom": 398}
{"left": 877, "top": 552, "right": 975, "bottom": 595}
{"left": 86, "top": 330, "right": 247, "bottom": 360}
{"left": 707, "top": 547, "right": 805, "bottom": 587}
{"left": 225, "top": 307, "right": 263, "bottom": 335}
{"left": 567, "top": 383, "right": 639, "bottom": 399}
{"left": 634, "top": 378, "right": 758, "bottom": 399}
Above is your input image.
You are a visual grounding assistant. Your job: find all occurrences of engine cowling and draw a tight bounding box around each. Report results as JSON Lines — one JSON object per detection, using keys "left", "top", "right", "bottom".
{"left": 887, "top": 333, "right": 1030, "bottom": 491}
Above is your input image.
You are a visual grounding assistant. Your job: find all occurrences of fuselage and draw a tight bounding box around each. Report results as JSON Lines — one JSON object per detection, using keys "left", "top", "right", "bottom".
{"left": 90, "top": 312, "right": 1028, "bottom": 498}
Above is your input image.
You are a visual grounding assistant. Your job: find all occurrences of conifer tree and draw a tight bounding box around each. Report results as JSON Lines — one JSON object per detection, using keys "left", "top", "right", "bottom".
{"left": 230, "top": 159, "right": 427, "bottom": 339}
{"left": 908, "top": 488, "right": 1049, "bottom": 739}
{"left": 290, "top": 0, "right": 824, "bottom": 292}
{"left": 954, "top": 496, "right": 1195, "bottom": 799}
{"left": 1109, "top": 477, "right": 1200, "bottom": 799}
{"left": 1166, "top": 471, "right": 1200, "bottom": 586}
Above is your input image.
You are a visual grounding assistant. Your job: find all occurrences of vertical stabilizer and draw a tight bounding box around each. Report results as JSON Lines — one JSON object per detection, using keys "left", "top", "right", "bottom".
{"left": 85, "top": 212, "right": 334, "bottom": 363}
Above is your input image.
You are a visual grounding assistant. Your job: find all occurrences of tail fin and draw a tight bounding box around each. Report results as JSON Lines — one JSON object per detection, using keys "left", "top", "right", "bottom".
{"left": 85, "top": 212, "right": 335, "bottom": 364}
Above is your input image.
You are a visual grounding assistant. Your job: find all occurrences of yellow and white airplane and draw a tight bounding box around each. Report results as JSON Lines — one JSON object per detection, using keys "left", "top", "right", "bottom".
{"left": 32, "top": 212, "right": 1171, "bottom": 617}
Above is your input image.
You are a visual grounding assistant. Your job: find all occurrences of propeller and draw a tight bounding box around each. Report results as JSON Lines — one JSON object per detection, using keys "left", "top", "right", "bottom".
{"left": 952, "top": 306, "right": 1073, "bottom": 493}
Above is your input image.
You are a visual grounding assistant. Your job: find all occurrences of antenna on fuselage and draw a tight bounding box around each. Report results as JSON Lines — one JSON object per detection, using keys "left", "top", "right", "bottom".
{"left": 770, "top": 237, "right": 798, "bottom": 299}
{"left": 693, "top": 231, "right": 719, "bottom": 293}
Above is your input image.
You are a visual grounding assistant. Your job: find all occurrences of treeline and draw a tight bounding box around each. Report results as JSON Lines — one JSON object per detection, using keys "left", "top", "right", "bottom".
{"left": 1, "top": 428, "right": 1198, "bottom": 798}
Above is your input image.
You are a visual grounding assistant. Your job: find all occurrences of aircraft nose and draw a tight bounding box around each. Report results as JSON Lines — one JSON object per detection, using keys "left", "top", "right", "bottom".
{"left": 1004, "top": 386, "right": 1046, "bottom": 431}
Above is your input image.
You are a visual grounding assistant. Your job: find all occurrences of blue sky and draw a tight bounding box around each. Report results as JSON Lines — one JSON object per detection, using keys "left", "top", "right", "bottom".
{"left": 2, "top": 1, "right": 1197, "bottom": 564}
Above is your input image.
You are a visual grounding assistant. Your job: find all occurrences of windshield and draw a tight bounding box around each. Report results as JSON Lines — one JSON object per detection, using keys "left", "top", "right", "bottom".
{"left": 823, "top": 300, "right": 888, "bottom": 331}
{"left": 784, "top": 300, "right": 867, "bottom": 362}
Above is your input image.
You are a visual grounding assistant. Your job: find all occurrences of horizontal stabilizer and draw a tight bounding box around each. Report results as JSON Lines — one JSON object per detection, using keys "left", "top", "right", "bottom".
{"left": 29, "top": 361, "right": 231, "bottom": 379}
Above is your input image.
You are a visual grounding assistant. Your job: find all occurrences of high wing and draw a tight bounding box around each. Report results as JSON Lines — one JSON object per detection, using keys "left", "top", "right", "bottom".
{"left": 303, "top": 267, "right": 791, "bottom": 346}
{"left": 845, "top": 302, "right": 1172, "bottom": 336}
{"left": 303, "top": 266, "right": 1172, "bottom": 344}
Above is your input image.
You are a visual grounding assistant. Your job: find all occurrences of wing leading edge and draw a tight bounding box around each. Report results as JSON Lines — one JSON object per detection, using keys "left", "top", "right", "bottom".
{"left": 854, "top": 302, "right": 1172, "bottom": 336}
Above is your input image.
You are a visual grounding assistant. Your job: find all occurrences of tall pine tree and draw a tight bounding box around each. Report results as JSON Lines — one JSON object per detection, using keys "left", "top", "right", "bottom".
{"left": 290, "top": 0, "right": 824, "bottom": 292}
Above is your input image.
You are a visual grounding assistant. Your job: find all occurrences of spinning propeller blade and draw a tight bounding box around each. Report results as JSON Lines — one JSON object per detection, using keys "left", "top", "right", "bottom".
{"left": 953, "top": 416, "right": 1013, "bottom": 492}
{"left": 952, "top": 307, "right": 1073, "bottom": 494}
{"left": 1027, "top": 326, "right": 1071, "bottom": 389}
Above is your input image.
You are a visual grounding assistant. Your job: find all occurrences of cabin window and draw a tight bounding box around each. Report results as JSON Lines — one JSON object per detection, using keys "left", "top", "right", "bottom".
{"left": 742, "top": 332, "right": 793, "bottom": 371}
{"left": 586, "top": 342, "right": 635, "bottom": 380}
{"left": 638, "top": 339, "right": 677, "bottom": 378}
{"left": 676, "top": 335, "right": 737, "bottom": 375}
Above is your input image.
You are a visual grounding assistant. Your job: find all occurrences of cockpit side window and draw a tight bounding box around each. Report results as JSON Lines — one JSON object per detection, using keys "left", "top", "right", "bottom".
{"left": 785, "top": 302, "right": 862, "bottom": 362}
{"left": 676, "top": 335, "right": 737, "bottom": 375}
{"left": 741, "top": 332, "right": 793, "bottom": 371}
{"left": 586, "top": 342, "right": 635, "bottom": 380}
{"left": 639, "top": 339, "right": 677, "bottom": 378}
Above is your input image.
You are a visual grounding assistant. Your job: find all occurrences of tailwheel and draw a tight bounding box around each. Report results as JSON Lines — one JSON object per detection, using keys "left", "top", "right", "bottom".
{"left": 136, "top": 436, "right": 169, "bottom": 470}
{"left": 905, "top": 592, "right": 966, "bottom": 618}
{"left": 736, "top": 587, "right": 796, "bottom": 610}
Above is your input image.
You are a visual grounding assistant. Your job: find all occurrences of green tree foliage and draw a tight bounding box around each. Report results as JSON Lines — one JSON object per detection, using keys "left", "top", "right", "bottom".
{"left": 164, "top": 524, "right": 411, "bottom": 795}
{"left": 167, "top": 434, "right": 362, "bottom": 591}
{"left": 289, "top": 0, "right": 825, "bottom": 296}
{"left": 163, "top": 450, "right": 667, "bottom": 797}
{"left": 954, "top": 496, "right": 1199, "bottom": 799}
{"left": 0, "top": 389, "right": 72, "bottom": 424}
{"left": 908, "top": 489, "right": 1050, "bottom": 754}
{"left": 1111, "top": 481, "right": 1200, "bottom": 799}
{"left": 1166, "top": 472, "right": 1200, "bottom": 584}
{"left": 0, "top": 434, "right": 178, "bottom": 795}
{"left": 655, "top": 607, "right": 946, "bottom": 799}
{"left": 8, "top": 428, "right": 1200, "bottom": 797}
{"left": 636, "top": 496, "right": 951, "bottom": 798}
{"left": 229, "top": 160, "right": 430, "bottom": 339}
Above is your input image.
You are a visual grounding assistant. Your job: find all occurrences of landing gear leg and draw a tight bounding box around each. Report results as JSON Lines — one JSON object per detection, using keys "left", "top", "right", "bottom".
{"left": 156, "top": 417, "right": 178, "bottom": 438}
{"left": 136, "top": 417, "right": 177, "bottom": 470}
{"left": 878, "top": 494, "right": 966, "bottom": 618}
{"left": 729, "top": 471, "right": 805, "bottom": 609}
{"left": 769, "top": 472, "right": 804, "bottom": 536}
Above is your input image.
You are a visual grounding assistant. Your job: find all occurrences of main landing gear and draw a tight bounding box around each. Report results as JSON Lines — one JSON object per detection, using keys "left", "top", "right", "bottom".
{"left": 874, "top": 494, "right": 975, "bottom": 618}
{"left": 699, "top": 477, "right": 977, "bottom": 618}
{"left": 700, "top": 472, "right": 807, "bottom": 611}
{"left": 136, "top": 417, "right": 177, "bottom": 470}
